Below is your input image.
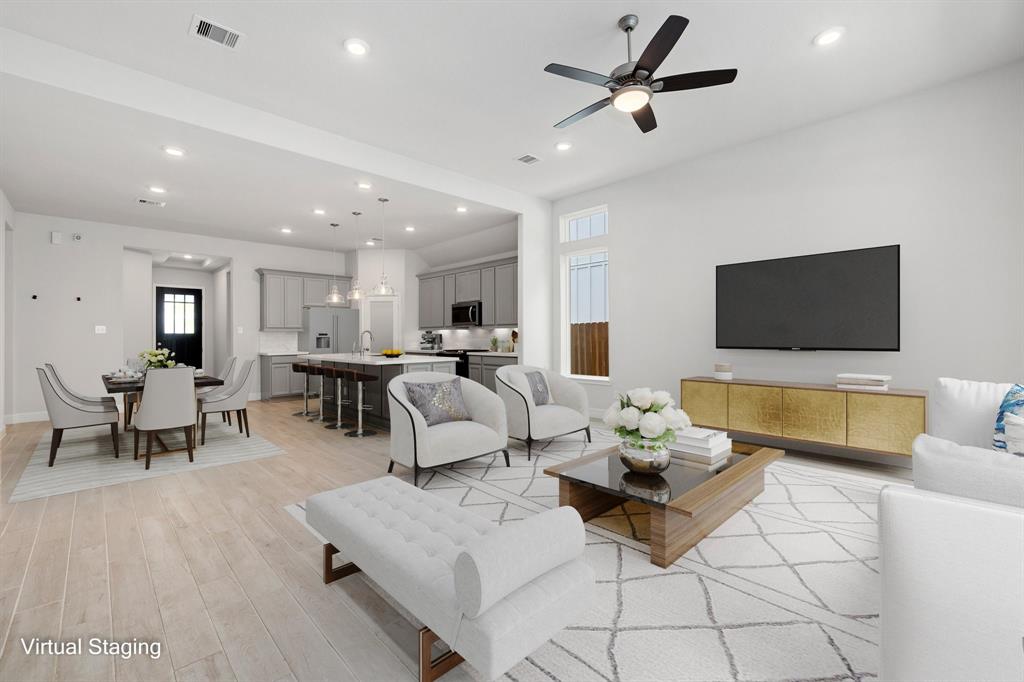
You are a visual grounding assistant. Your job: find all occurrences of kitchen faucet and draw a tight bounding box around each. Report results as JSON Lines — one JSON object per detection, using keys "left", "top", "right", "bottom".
{"left": 354, "top": 330, "right": 374, "bottom": 357}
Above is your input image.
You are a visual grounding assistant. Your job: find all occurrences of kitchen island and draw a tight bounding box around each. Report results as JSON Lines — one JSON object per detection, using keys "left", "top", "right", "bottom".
{"left": 304, "top": 352, "right": 457, "bottom": 425}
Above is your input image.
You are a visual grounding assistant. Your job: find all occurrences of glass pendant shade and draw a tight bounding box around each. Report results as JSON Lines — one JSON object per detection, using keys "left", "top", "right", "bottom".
{"left": 373, "top": 196, "right": 396, "bottom": 296}
{"left": 371, "top": 273, "right": 395, "bottom": 296}
{"left": 347, "top": 280, "right": 363, "bottom": 301}
{"left": 325, "top": 284, "right": 345, "bottom": 304}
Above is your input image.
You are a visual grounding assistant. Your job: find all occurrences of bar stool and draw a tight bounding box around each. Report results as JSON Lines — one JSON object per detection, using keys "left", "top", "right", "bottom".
{"left": 292, "top": 361, "right": 315, "bottom": 417}
{"left": 322, "top": 367, "right": 355, "bottom": 430}
{"left": 306, "top": 363, "right": 328, "bottom": 423}
{"left": 345, "top": 370, "right": 378, "bottom": 438}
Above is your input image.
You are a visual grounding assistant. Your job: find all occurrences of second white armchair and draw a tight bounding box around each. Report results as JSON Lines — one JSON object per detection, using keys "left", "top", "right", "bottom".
{"left": 495, "top": 365, "right": 590, "bottom": 460}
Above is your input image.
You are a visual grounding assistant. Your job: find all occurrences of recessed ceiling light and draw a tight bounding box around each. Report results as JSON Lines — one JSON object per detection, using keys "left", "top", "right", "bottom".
{"left": 813, "top": 26, "right": 846, "bottom": 47}
{"left": 280, "top": 227, "right": 292, "bottom": 233}
{"left": 456, "top": 206, "right": 468, "bottom": 213}
{"left": 183, "top": 254, "right": 193, "bottom": 260}
{"left": 357, "top": 181, "right": 372, "bottom": 190}
{"left": 365, "top": 240, "right": 375, "bottom": 246}
{"left": 148, "top": 186, "right": 166, "bottom": 194}
{"left": 313, "top": 208, "right": 325, "bottom": 216}
{"left": 344, "top": 38, "right": 370, "bottom": 56}
{"left": 405, "top": 225, "right": 415, "bottom": 232}
{"left": 555, "top": 141, "right": 573, "bottom": 151}
{"left": 163, "top": 146, "right": 185, "bottom": 157}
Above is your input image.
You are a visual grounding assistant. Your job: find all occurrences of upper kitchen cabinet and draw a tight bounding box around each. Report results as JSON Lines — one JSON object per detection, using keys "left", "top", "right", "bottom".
{"left": 494, "top": 263, "right": 517, "bottom": 326}
{"left": 419, "top": 276, "right": 444, "bottom": 329}
{"left": 454, "top": 269, "right": 481, "bottom": 302}
{"left": 258, "top": 268, "right": 351, "bottom": 331}
{"left": 417, "top": 257, "right": 517, "bottom": 329}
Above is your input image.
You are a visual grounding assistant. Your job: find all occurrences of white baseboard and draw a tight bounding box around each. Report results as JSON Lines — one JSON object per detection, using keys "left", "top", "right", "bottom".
{"left": 7, "top": 411, "right": 49, "bottom": 425}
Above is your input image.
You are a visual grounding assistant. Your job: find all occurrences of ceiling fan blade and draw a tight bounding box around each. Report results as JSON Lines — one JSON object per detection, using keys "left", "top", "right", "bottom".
{"left": 631, "top": 104, "right": 657, "bottom": 133}
{"left": 554, "top": 98, "right": 611, "bottom": 128}
{"left": 653, "top": 69, "right": 738, "bottom": 93}
{"left": 544, "top": 63, "right": 615, "bottom": 88}
{"left": 633, "top": 15, "right": 689, "bottom": 77}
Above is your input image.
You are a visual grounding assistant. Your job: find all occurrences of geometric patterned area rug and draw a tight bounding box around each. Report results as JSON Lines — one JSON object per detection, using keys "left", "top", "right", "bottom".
{"left": 9, "top": 420, "right": 283, "bottom": 503}
{"left": 288, "top": 425, "right": 901, "bottom": 682}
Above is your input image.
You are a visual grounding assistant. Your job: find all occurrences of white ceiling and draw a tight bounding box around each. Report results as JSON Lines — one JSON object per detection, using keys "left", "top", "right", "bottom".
{"left": 0, "top": 75, "right": 516, "bottom": 251}
{"left": 2, "top": 1, "right": 1021, "bottom": 201}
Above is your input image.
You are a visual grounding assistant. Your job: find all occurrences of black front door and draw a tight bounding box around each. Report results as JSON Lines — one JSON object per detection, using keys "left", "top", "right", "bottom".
{"left": 155, "top": 286, "right": 203, "bottom": 368}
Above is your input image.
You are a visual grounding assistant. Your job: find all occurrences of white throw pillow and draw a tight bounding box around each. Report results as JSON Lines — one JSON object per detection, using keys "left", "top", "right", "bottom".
{"left": 913, "top": 433, "right": 1024, "bottom": 508}
{"left": 931, "top": 377, "right": 1013, "bottom": 448}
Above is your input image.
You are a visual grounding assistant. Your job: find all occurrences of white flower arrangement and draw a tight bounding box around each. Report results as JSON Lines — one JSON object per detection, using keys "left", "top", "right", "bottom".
{"left": 139, "top": 347, "right": 177, "bottom": 369}
{"left": 603, "top": 388, "right": 692, "bottom": 449}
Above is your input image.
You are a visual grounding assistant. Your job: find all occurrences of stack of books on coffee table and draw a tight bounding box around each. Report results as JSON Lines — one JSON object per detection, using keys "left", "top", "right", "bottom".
{"left": 835, "top": 373, "right": 891, "bottom": 391}
{"left": 667, "top": 427, "right": 733, "bottom": 471}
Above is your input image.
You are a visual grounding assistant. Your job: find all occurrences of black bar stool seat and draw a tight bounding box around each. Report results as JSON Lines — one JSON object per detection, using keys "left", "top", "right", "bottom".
{"left": 292, "top": 362, "right": 314, "bottom": 417}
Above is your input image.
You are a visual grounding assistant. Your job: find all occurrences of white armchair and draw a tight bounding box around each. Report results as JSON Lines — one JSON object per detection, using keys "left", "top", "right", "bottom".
{"left": 495, "top": 365, "right": 590, "bottom": 460}
{"left": 880, "top": 377, "right": 1024, "bottom": 682}
{"left": 37, "top": 367, "right": 120, "bottom": 466}
{"left": 387, "top": 372, "right": 508, "bottom": 486}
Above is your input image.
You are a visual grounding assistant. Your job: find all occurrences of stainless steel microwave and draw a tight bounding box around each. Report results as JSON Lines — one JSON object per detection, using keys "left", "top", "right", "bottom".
{"left": 451, "top": 300, "right": 482, "bottom": 327}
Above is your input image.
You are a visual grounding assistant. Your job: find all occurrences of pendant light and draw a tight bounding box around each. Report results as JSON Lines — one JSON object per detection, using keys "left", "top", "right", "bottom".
{"left": 371, "top": 197, "right": 396, "bottom": 296}
{"left": 346, "top": 211, "right": 364, "bottom": 301}
{"left": 325, "top": 222, "right": 345, "bottom": 305}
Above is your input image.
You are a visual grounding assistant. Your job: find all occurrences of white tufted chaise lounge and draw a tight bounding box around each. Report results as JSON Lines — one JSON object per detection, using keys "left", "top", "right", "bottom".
{"left": 306, "top": 476, "right": 594, "bottom": 681}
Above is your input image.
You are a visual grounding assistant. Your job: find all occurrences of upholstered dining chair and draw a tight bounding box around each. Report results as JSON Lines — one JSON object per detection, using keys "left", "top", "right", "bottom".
{"left": 387, "top": 372, "right": 509, "bottom": 486}
{"left": 131, "top": 366, "right": 197, "bottom": 470}
{"left": 44, "top": 363, "right": 115, "bottom": 406}
{"left": 198, "top": 358, "right": 257, "bottom": 444}
{"left": 36, "top": 367, "right": 120, "bottom": 466}
{"left": 495, "top": 365, "right": 590, "bottom": 460}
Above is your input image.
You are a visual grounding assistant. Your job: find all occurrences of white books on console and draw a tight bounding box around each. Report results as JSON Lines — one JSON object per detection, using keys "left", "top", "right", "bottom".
{"left": 836, "top": 383, "right": 889, "bottom": 391}
{"left": 836, "top": 373, "right": 892, "bottom": 382}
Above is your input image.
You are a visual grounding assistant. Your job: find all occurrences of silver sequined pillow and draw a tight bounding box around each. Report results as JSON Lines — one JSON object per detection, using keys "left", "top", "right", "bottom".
{"left": 405, "top": 378, "right": 471, "bottom": 426}
{"left": 525, "top": 370, "right": 552, "bottom": 405}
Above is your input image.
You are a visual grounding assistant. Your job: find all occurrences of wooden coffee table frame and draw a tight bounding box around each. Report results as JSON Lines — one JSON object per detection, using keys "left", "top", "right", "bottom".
{"left": 544, "top": 445, "right": 783, "bottom": 568}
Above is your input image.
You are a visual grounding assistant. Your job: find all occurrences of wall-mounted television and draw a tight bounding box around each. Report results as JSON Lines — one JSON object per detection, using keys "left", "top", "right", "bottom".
{"left": 716, "top": 245, "right": 900, "bottom": 351}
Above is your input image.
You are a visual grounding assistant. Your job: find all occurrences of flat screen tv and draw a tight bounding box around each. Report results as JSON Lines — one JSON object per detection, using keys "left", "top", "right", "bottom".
{"left": 716, "top": 245, "right": 900, "bottom": 351}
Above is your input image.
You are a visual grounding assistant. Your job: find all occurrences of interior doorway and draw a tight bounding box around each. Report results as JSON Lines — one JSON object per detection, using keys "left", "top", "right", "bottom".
{"left": 155, "top": 286, "right": 203, "bottom": 368}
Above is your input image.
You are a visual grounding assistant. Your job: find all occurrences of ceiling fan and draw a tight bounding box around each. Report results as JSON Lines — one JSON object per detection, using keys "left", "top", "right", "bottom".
{"left": 544, "top": 14, "right": 738, "bottom": 133}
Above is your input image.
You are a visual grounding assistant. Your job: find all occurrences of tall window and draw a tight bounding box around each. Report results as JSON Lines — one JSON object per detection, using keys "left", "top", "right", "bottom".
{"left": 163, "top": 292, "right": 196, "bottom": 334}
{"left": 560, "top": 207, "right": 609, "bottom": 378}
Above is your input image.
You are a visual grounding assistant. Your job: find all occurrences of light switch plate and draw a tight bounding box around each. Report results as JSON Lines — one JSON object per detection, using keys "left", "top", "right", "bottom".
{"left": 94, "top": 325, "right": 107, "bottom": 334}
{"left": 236, "top": 326, "right": 244, "bottom": 334}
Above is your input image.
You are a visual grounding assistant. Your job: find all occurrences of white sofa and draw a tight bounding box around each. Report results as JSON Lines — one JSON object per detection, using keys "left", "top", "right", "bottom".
{"left": 880, "top": 377, "right": 1024, "bottom": 682}
{"left": 306, "top": 476, "right": 595, "bottom": 681}
{"left": 495, "top": 365, "right": 590, "bottom": 460}
{"left": 387, "top": 372, "right": 509, "bottom": 486}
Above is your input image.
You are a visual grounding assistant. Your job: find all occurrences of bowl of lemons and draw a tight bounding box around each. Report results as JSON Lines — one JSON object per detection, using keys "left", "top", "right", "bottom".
{"left": 381, "top": 349, "right": 404, "bottom": 358}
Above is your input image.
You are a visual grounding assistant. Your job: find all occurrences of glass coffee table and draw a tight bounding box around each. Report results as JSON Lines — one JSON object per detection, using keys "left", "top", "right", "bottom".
{"left": 544, "top": 445, "right": 783, "bottom": 567}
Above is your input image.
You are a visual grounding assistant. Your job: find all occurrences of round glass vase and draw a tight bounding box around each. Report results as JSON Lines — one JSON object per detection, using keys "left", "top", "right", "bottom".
{"left": 618, "top": 439, "right": 671, "bottom": 475}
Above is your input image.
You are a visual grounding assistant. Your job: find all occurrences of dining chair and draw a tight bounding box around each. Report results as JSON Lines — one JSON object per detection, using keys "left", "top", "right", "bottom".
{"left": 197, "top": 359, "right": 257, "bottom": 444}
{"left": 44, "top": 363, "right": 116, "bottom": 406}
{"left": 195, "top": 356, "right": 237, "bottom": 423}
{"left": 36, "top": 367, "right": 120, "bottom": 466}
{"left": 131, "top": 366, "right": 197, "bottom": 470}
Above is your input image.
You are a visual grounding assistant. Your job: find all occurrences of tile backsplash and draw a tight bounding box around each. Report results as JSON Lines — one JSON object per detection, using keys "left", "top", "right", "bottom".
{"left": 258, "top": 331, "right": 299, "bottom": 353}
{"left": 431, "top": 327, "right": 518, "bottom": 351}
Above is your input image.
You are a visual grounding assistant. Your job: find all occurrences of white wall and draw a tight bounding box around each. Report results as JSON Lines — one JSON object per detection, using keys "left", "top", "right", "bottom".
{"left": 416, "top": 221, "right": 517, "bottom": 267}
{"left": 121, "top": 249, "right": 152, "bottom": 362}
{"left": 152, "top": 265, "right": 215, "bottom": 369}
{"left": 0, "top": 188, "right": 15, "bottom": 432}
{"left": 8, "top": 212, "right": 345, "bottom": 421}
{"left": 552, "top": 61, "right": 1024, "bottom": 409}
{"left": 211, "top": 266, "right": 231, "bottom": 374}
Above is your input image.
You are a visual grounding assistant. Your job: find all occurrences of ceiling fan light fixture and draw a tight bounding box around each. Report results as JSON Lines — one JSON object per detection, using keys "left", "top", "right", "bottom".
{"left": 610, "top": 84, "right": 652, "bottom": 113}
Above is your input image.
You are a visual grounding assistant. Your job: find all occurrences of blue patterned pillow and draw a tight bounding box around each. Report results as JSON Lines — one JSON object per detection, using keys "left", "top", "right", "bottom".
{"left": 993, "top": 384, "right": 1024, "bottom": 452}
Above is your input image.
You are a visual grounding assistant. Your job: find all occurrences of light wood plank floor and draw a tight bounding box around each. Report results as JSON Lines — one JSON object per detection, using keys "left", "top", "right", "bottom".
{"left": 0, "top": 398, "right": 418, "bottom": 682}
{"left": 0, "top": 398, "right": 911, "bottom": 682}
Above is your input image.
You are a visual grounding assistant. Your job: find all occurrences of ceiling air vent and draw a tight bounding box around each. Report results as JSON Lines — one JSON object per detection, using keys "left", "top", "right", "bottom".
{"left": 137, "top": 198, "right": 166, "bottom": 207}
{"left": 188, "top": 14, "right": 244, "bottom": 49}
{"left": 517, "top": 154, "right": 541, "bottom": 165}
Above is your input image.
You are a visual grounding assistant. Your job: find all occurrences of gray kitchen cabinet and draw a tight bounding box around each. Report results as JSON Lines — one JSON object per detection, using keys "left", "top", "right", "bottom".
{"left": 443, "top": 274, "right": 455, "bottom": 327}
{"left": 271, "top": 364, "right": 291, "bottom": 396}
{"left": 259, "top": 354, "right": 308, "bottom": 399}
{"left": 290, "top": 364, "right": 307, "bottom": 394}
{"left": 494, "top": 263, "right": 517, "bottom": 326}
{"left": 418, "top": 276, "right": 444, "bottom": 329}
{"left": 258, "top": 269, "right": 307, "bottom": 331}
{"left": 303, "top": 276, "right": 329, "bottom": 306}
{"left": 263, "top": 274, "right": 285, "bottom": 328}
{"left": 431, "top": 361, "right": 456, "bottom": 374}
{"left": 468, "top": 355, "right": 518, "bottom": 392}
{"left": 284, "top": 276, "right": 303, "bottom": 328}
{"left": 480, "top": 267, "right": 495, "bottom": 326}
{"left": 454, "top": 269, "right": 481, "bottom": 303}
{"left": 468, "top": 362, "right": 483, "bottom": 385}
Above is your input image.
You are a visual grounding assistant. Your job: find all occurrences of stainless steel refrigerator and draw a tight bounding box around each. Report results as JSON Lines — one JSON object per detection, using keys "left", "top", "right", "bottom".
{"left": 299, "top": 307, "right": 360, "bottom": 394}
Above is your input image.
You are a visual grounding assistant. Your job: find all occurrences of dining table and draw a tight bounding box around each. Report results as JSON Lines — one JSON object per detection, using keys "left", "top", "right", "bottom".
{"left": 102, "top": 373, "right": 226, "bottom": 453}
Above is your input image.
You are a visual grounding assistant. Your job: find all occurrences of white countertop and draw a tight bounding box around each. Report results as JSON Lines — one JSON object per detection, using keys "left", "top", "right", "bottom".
{"left": 259, "top": 351, "right": 309, "bottom": 357}
{"left": 465, "top": 351, "right": 518, "bottom": 357}
{"left": 305, "top": 352, "right": 451, "bottom": 366}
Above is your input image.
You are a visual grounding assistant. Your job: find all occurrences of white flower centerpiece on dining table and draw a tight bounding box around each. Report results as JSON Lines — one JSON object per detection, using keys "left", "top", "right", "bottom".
{"left": 603, "top": 388, "right": 692, "bottom": 474}
{"left": 139, "top": 347, "right": 177, "bottom": 370}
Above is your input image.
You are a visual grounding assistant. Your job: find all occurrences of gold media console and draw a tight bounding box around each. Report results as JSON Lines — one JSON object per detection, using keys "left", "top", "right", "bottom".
{"left": 680, "top": 377, "right": 927, "bottom": 465}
